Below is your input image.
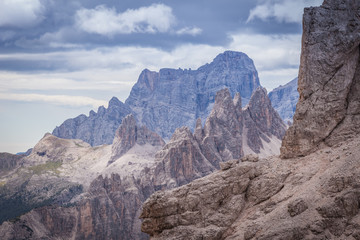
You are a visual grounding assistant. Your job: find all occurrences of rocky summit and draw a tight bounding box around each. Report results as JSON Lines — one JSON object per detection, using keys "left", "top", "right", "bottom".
{"left": 52, "top": 97, "right": 132, "bottom": 146}
{"left": 126, "top": 51, "right": 260, "bottom": 139}
{"left": 0, "top": 86, "right": 285, "bottom": 240}
{"left": 140, "top": 0, "right": 360, "bottom": 239}
{"left": 52, "top": 51, "right": 261, "bottom": 145}
{"left": 281, "top": 0, "right": 360, "bottom": 158}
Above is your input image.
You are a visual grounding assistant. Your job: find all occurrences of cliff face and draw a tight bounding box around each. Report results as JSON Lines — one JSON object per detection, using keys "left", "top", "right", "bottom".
{"left": 0, "top": 86, "right": 285, "bottom": 239}
{"left": 281, "top": 0, "right": 360, "bottom": 158}
{"left": 141, "top": 136, "right": 360, "bottom": 240}
{"left": 126, "top": 51, "right": 260, "bottom": 139}
{"left": 110, "top": 114, "right": 165, "bottom": 164}
{"left": 53, "top": 51, "right": 260, "bottom": 145}
{"left": 52, "top": 97, "right": 132, "bottom": 146}
{"left": 153, "top": 88, "right": 285, "bottom": 190}
{"left": 140, "top": 1, "right": 360, "bottom": 239}
{"left": 268, "top": 77, "right": 299, "bottom": 124}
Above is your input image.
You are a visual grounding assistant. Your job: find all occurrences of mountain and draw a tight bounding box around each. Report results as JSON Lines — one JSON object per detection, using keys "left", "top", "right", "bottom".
{"left": 52, "top": 51, "right": 261, "bottom": 144}
{"left": 268, "top": 77, "right": 298, "bottom": 124}
{"left": 140, "top": 1, "right": 360, "bottom": 239}
{"left": 52, "top": 97, "right": 132, "bottom": 146}
{"left": 0, "top": 87, "right": 285, "bottom": 239}
{"left": 281, "top": 0, "right": 360, "bottom": 158}
{"left": 126, "top": 51, "right": 260, "bottom": 139}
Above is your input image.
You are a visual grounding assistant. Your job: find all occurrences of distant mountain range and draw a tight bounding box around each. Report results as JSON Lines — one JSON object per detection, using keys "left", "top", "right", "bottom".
{"left": 268, "top": 77, "right": 298, "bottom": 124}
{"left": 52, "top": 51, "right": 297, "bottom": 146}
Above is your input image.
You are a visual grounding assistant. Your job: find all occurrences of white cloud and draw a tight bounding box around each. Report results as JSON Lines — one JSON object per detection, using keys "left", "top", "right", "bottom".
{"left": 75, "top": 4, "right": 176, "bottom": 36}
{"left": 176, "top": 27, "right": 202, "bottom": 36}
{"left": 0, "top": 93, "right": 107, "bottom": 108}
{"left": 247, "top": 0, "right": 322, "bottom": 23}
{"left": 229, "top": 32, "right": 301, "bottom": 89}
{"left": 0, "top": 0, "right": 44, "bottom": 28}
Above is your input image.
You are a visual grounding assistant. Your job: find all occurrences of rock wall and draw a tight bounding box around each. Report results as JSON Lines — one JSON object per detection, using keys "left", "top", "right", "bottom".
{"left": 152, "top": 88, "right": 285, "bottom": 190}
{"left": 281, "top": 0, "right": 360, "bottom": 158}
{"left": 141, "top": 136, "right": 360, "bottom": 240}
{"left": 268, "top": 77, "right": 298, "bottom": 124}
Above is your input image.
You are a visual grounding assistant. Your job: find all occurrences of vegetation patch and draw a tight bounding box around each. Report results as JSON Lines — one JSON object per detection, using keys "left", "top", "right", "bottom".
{"left": 28, "top": 161, "right": 62, "bottom": 175}
{"left": 0, "top": 181, "right": 6, "bottom": 187}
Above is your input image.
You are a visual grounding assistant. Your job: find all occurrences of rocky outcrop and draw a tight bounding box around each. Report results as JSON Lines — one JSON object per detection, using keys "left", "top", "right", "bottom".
{"left": 0, "top": 153, "right": 23, "bottom": 174}
{"left": 140, "top": 1, "right": 360, "bottom": 239}
{"left": 53, "top": 51, "right": 260, "bottom": 145}
{"left": 268, "top": 77, "right": 298, "bottom": 124}
{"left": 243, "top": 87, "right": 286, "bottom": 154}
{"left": 141, "top": 135, "right": 360, "bottom": 240}
{"left": 281, "top": 0, "right": 360, "bottom": 158}
{"left": 52, "top": 97, "right": 132, "bottom": 146}
{"left": 152, "top": 88, "right": 286, "bottom": 190}
{"left": 110, "top": 114, "right": 165, "bottom": 163}
{"left": 126, "top": 51, "right": 260, "bottom": 139}
{"left": 0, "top": 174, "right": 150, "bottom": 240}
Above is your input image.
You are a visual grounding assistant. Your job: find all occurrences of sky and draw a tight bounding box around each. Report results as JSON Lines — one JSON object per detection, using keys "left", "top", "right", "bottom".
{"left": 0, "top": 0, "right": 323, "bottom": 154}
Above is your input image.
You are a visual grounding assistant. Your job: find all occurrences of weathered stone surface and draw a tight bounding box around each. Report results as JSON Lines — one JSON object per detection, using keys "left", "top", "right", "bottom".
{"left": 281, "top": 0, "right": 360, "bottom": 158}
{"left": 288, "top": 199, "right": 308, "bottom": 217}
{"left": 141, "top": 136, "right": 360, "bottom": 240}
{"left": 52, "top": 97, "right": 132, "bottom": 146}
{"left": 153, "top": 88, "right": 285, "bottom": 190}
{"left": 110, "top": 114, "right": 165, "bottom": 163}
{"left": 243, "top": 87, "right": 286, "bottom": 154}
{"left": 268, "top": 77, "right": 299, "bottom": 124}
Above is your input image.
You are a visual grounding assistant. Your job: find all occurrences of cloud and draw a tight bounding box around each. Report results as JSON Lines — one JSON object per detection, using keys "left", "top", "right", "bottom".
{"left": 0, "top": 0, "right": 44, "bottom": 28}
{"left": 0, "top": 93, "right": 107, "bottom": 108}
{"left": 176, "top": 27, "right": 202, "bottom": 36}
{"left": 247, "top": 0, "right": 322, "bottom": 23}
{"left": 229, "top": 32, "right": 301, "bottom": 89}
{"left": 75, "top": 4, "right": 176, "bottom": 36}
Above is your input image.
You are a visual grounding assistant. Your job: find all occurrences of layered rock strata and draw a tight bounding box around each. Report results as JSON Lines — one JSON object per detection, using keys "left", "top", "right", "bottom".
{"left": 281, "top": 0, "right": 360, "bottom": 158}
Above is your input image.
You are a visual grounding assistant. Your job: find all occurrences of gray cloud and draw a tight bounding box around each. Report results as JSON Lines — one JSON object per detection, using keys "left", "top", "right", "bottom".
{"left": 0, "top": 0, "right": 45, "bottom": 28}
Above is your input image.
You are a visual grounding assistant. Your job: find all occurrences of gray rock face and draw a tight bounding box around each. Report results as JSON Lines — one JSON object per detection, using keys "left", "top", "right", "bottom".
{"left": 141, "top": 136, "right": 360, "bottom": 240}
{"left": 268, "top": 77, "right": 299, "bottom": 124}
{"left": 110, "top": 114, "right": 165, "bottom": 163}
{"left": 52, "top": 97, "right": 132, "bottom": 146}
{"left": 281, "top": 0, "right": 360, "bottom": 158}
{"left": 126, "top": 51, "right": 260, "bottom": 139}
{"left": 53, "top": 51, "right": 261, "bottom": 146}
{"left": 152, "top": 88, "right": 286, "bottom": 190}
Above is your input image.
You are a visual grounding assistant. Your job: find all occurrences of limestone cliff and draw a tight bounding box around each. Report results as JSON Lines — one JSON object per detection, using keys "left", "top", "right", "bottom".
{"left": 110, "top": 114, "right": 165, "bottom": 164}
{"left": 152, "top": 88, "right": 285, "bottom": 190}
{"left": 281, "top": 0, "right": 360, "bottom": 158}
{"left": 140, "top": 1, "right": 360, "bottom": 239}
{"left": 126, "top": 51, "right": 260, "bottom": 139}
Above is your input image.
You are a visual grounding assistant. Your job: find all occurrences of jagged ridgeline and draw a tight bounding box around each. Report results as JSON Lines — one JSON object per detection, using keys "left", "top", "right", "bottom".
{"left": 52, "top": 51, "right": 261, "bottom": 145}
{"left": 140, "top": 0, "right": 360, "bottom": 239}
